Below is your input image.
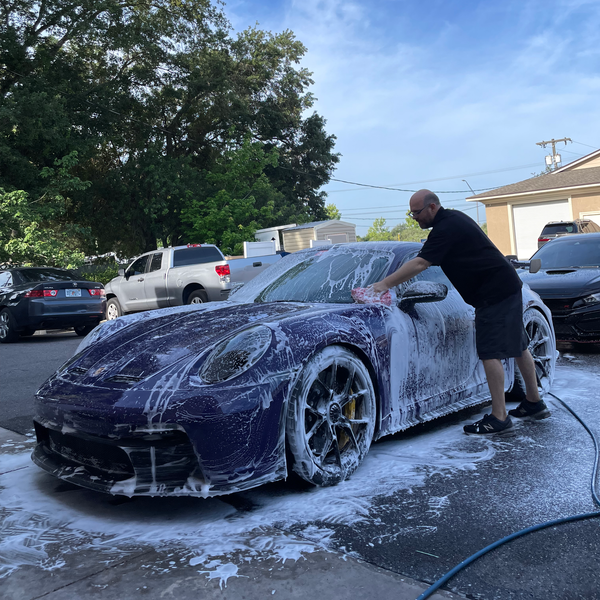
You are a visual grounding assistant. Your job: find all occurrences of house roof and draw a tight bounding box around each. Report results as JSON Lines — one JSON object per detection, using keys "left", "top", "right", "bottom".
{"left": 283, "top": 220, "right": 356, "bottom": 231}
{"left": 468, "top": 148, "right": 600, "bottom": 201}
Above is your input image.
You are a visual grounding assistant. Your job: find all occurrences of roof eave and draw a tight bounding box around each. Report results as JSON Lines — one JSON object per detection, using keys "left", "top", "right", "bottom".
{"left": 466, "top": 181, "right": 600, "bottom": 203}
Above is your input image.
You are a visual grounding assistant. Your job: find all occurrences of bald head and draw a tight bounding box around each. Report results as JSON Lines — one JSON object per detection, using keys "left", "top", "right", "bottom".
{"left": 411, "top": 189, "right": 440, "bottom": 207}
{"left": 409, "top": 189, "right": 441, "bottom": 229}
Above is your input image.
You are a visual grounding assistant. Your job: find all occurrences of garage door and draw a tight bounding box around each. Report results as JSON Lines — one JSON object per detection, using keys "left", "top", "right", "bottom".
{"left": 513, "top": 200, "right": 570, "bottom": 259}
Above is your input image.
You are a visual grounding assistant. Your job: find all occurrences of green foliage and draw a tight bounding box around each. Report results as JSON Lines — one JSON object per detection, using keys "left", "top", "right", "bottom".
{"left": 480, "top": 222, "right": 488, "bottom": 235}
{"left": 363, "top": 217, "right": 395, "bottom": 241}
{"left": 1, "top": 0, "right": 339, "bottom": 258}
{"left": 81, "top": 265, "right": 120, "bottom": 285}
{"left": 325, "top": 203, "right": 342, "bottom": 220}
{"left": 0, "top": 152, "right": 91, "bottom": 267}
{"left": 181, "top": 136, "right": 283, "bottom": 255}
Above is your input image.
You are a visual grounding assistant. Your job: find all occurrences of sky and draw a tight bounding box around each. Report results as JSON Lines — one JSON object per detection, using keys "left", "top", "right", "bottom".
{"left": 223, "top": 0, "right": 600, "bottom": 235}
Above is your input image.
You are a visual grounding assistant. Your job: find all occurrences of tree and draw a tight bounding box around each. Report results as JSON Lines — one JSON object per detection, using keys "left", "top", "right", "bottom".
{"left": 0, "top": 153, "right": 90, "bottom": 267}
{"left": 363, "top": 217, "right": 394, "bottom": 241}
{"left": 0, "top": 1, "right": 340, "bottom": 257}
{"left": 180, "top": 136, "right": 282, "bottom": 255}
{"left": 390, "top": 212, "right": 430, "bottom": 242}
{"left": 325, "top": 203, "right": 341, "bottom": 220}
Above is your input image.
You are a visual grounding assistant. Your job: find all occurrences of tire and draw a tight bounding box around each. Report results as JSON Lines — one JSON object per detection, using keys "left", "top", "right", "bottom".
{"left": 106, "top": 298, "right": 122, "bottom": 320}
{"left": 187, "top": 289, "right": 208, "bottom": 304}
{"left": 287, "top": 346, "right": 376, "bottom": 486}
{"left": 523, "top": 308, "right": 555, "bottom": 394}
{"left": 0, "top": 308, "right": 20, "bottom": 343}
{"left": 74, "top": 323, "right": 98, "bottom": 337}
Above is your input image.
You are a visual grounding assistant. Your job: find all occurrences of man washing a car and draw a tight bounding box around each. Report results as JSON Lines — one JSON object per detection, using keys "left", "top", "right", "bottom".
{"left": 372, "top": 189, "right": 550, "bottom": 434}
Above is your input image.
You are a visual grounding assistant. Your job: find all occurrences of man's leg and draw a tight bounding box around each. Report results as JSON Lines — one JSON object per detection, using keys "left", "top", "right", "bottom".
{"left": 482, "top": 358, "right": 508, "bottom": 420}
{"left": 514, "top": 349, "right": 542, "bottom": 403}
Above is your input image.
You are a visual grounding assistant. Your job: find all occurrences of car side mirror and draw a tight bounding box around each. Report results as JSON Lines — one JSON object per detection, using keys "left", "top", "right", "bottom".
{"left": 118, "top": 268, "right": 125, "bottom": 277}
{"left": 529, "top": 258, "right": 541, "bottom": 274}
{"left": 399, "top": 282, "right": 448, "bottom": 312}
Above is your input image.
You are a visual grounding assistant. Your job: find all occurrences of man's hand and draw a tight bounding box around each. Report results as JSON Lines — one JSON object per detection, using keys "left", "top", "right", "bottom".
{"left": 372, "top": 281, "right": 389, "bottom": 294}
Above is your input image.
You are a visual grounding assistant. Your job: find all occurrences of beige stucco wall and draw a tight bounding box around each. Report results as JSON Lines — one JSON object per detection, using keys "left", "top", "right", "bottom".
{"left": 282, "top": 229, "right": 314, "bottom": 252}
{"left": 485, "top": 203, "right": 512, "bottom": 255}
{"left": 571, "top": 192, "right": 600, "bottom": 218}
{"left": 316, "top": 222, "right": 357, "bottom": 242}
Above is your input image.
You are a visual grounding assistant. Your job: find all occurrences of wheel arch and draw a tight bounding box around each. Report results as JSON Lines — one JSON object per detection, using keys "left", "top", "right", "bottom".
{"left": 182, "top": 283, "right": 205, "bottom": 304}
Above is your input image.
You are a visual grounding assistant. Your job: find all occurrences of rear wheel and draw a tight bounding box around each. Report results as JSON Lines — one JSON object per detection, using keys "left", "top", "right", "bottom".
{"left": 74, "top": 323, "right": 98, "bottom": 337}
{"left": 187, "top": 289, "right": 208, "bottom": 304}
{"left": 106, "top": 298, "right": 121, "bottom": 320}
{"left": 287, "top": 346, "right": 376, "bottom": 486}
{"left": 523, "top": 308, "right": 555, "bottom": 394}
{"left": 0, "top": 308, "right": 20, "bottom": 343}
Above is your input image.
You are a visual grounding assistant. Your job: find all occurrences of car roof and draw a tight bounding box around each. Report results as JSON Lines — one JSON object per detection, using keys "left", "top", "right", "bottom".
{"left": 543, "top": 232, "right": 600, "bottom": 242}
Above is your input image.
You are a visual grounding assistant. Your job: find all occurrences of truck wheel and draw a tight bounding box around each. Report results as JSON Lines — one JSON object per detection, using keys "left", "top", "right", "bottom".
{"left": 0, "top": 309, "right": 20, "bottom": 343}
{"left": 106, "top": 298, "right": 122, "bottom": 320}
{"left": 187, "top": 290, "right": 208, "bottom": 304}
{"left": 74, "top": 323, "right": 98, "bottom": 337}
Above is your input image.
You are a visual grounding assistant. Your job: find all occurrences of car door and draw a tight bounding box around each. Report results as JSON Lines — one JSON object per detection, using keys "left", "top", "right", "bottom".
{"left": 144, "top": 252, "right": 168, "bottom": 309}
{"left": 120, "top": 255, "right": 150, "bottom": 312}
{"left": 386, "top": 253, "right": 482, "bottom": 425}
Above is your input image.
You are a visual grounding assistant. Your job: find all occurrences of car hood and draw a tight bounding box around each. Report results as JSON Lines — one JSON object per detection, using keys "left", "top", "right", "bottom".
{"left": 58, "top": 301, "right": 329, "bottom": 384}
{"left": 519, "top": 268, "right": 600, "bottom": 298}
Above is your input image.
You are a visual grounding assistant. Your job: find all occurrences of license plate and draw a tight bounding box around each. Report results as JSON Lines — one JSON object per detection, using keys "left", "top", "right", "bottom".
{"left": 65, "top": 289, "right": 81, "bottom": 297}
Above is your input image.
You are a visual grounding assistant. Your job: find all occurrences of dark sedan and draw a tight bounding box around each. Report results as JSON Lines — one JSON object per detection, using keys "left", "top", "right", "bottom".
{"left": 0, "top": 267, "right": 106, "bottom": 343}
{"left": 519, "top": 233, "right": 600, "bottom": 342}
{"left": 32, "top": 243, "right": 555, "bottom": 497}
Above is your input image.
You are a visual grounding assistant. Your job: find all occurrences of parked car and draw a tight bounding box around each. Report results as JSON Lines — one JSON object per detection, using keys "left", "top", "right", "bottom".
{"left": 537, "top": 219, "right": 600, "bottom": 249}
{"left": 519, "top": 232, "right": 600, "bottom": 343}
{"left": 32, "top": 242, "right": 556, "bottom": 497}
{"left": 0, "top": 267, "right": 106, "bottom": 343}
{"left": 104, "top": 244, "right": 281, "bottom": 320}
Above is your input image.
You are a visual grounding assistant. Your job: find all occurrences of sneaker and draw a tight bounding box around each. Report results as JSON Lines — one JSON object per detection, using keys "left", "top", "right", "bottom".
{"left": 463, "top": 413, "right": 514, "bottom": 435}
{"left": 508, "top": 399, "right": 550, "bottom": 420}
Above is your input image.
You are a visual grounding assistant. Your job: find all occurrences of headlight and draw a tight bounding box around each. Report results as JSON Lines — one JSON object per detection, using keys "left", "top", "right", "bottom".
{"left": 200, "top": 326, "right": 272, "bottom": 383}
{"left": 582, "top": 293, "right": 600, "bottom": 306}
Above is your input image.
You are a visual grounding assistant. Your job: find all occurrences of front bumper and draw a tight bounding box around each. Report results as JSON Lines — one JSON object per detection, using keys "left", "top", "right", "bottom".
{"left": 32, "top": 373, "right": 292, "bottom": 497}
{"left": 549, "top": 304, "right": 600, "bottom": 342}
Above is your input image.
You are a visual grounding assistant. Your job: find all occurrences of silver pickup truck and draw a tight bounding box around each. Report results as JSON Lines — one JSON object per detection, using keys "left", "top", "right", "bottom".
{"left": 104, "top": 244, "right": 281, "bottom": 319}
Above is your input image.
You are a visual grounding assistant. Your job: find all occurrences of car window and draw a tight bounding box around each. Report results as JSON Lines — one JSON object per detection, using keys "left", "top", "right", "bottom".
{"left": 400, "top": 251, "right": 453, "bottom": 290}
{"left": 532, "top": 237, "right": 600, "bottom": 268}
{"left": 128, "top": 256, "right": 148, "bottom": 275}
{"left": 541, "top": 223, "right": 576, "bottom": 235}
{"left": 254, "top": 249, "right": 393, "bottom": 304}
{"left": 15, "top": 268, "right": 79, "bottom": 282}
{"left": 173, "top": 246, "right": 223, "bottom": 267}
{"left": 149, "top": 253, "right": 163, "bottom": 273}
{"left": 0, "top": 271, "right": 13, "bottom": 287}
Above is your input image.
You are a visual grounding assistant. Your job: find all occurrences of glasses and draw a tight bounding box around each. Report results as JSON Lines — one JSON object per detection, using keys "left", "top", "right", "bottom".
{"left": 409, "top": 206, "right": 427, "bottom": 218}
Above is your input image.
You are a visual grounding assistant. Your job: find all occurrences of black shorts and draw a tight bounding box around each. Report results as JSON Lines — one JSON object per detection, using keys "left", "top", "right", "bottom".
{"left": 475, "top": 290, "right": 528, "bottom": 360}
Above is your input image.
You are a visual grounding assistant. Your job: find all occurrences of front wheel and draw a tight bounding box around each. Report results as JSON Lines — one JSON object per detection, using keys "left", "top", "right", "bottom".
{"left": 106, "top": 298, "right": 122, "bottom": 320}
{"left": 287, "top": 346, "right": 376, "bottom": 486}
{"left": 0, "top": 308, "right": 20, "bottom": 343}
{"left": 523, "top": 308, "right": 555, "bottom": 394}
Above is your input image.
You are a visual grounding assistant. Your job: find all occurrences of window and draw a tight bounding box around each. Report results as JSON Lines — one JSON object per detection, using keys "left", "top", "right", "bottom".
{"left": 173, "top": 247, "right": 223, "bottom": 267}
{"left": 15, "top": 268, "right": 79, "bottom": 283}
{"left": 149, "top": 253, "right": 163, "bottom": 272}
{"left": 0, "top": 272, "right": 13, "bottom": 288}
{"left": 128, "top": 256, "right": 148, "bottom": 276}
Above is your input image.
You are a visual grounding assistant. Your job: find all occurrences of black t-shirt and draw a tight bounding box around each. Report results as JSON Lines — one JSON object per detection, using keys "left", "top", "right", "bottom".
{"left": 417, "top": 207, "right": 522, "bottom": 308}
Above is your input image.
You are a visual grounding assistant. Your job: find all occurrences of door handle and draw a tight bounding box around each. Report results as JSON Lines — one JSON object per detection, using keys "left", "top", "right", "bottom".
{"left": 137, "top": 277, "right": 144, "bottom": 282}
{"left": 253, "top": 262, "right": 262, "bottom": 267}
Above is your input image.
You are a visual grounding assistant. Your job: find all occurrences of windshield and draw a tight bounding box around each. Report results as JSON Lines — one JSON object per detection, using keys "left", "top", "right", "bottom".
{"left": 232, "top": 248, "right": 393, "bottom": 304}
{"left": 532, "top": 237, "right": 600, "bottom": 268}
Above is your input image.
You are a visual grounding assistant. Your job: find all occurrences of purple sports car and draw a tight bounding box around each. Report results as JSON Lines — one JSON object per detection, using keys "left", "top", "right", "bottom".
{"left": 32, "top": 243, "right": 556, "bottom": 497}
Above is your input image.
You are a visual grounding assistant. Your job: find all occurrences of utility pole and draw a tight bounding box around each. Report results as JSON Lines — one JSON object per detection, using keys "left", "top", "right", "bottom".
{"left": 536, "top": 137, "right": 572, "bottom": 171}
{"left": 462, "top": 179, "right": 479, "bottom": 225}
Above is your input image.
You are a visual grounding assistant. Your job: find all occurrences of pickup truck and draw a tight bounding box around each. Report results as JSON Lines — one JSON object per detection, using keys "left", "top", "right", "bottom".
{"left": 104, "top": 244, "right": 281, "bottom": 319}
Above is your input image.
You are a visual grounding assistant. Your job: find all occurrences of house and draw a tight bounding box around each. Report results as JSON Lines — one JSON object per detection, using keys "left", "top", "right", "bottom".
{"left": 281, "top": 220, "right": 357, "bottom": 253}
{"left": 467, "top": 149, "right": 600, "bottom": 259}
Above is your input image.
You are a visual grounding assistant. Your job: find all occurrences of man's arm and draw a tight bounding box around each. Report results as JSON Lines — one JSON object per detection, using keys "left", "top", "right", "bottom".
{"left": 372, "top": 257, "right": 432, "bottom": 293}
